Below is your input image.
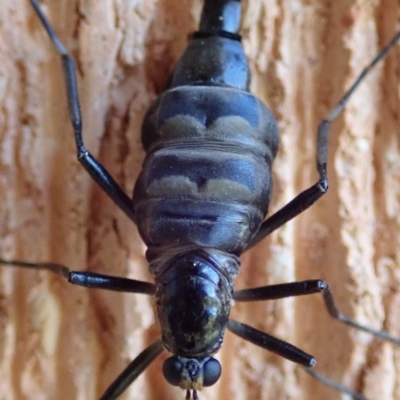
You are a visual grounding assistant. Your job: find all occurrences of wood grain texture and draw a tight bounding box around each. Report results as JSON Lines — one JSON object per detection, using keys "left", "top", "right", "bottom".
{"left": 0, "top": 0, "right": 400, "bottom": 399}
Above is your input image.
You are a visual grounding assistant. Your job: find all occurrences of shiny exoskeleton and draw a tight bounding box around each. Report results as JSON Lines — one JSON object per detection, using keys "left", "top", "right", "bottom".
{"left": 3, "top": 1, "right": 400, "bottom": 399}
{"left": 135, "top": 0, "right": 278, "bottom": 382}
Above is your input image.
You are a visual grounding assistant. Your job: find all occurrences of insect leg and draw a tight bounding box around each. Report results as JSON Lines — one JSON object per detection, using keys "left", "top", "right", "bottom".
{"left": 234, "top": 279, "right": 324, "bottom": 301}
{"left": 230, "top": 316, "right": 366, "bottom": 400}
{"left": 303, "top": 368, "right": 367, "bottom": 400}
{"left": 0, "top": 259, "right": 155, "bottom": 294}
{"left": 321, "top": 282, "right": 400, "bottom": 345}
{"left": 234, "top": 279, "right": 400, "bottom": 344}
{"left": 99, "top": 339, "right": 164, "bottom": 400}
{"left": 29, "top": 0, "right": 135, "bottom": 223}
{"left": 246, "top": 30, "right": 400, "bottom": 250}
{"left": 227, "top": 319, "right": 316, "bottom": 367}
{"left": 234, "top": 279, "right": 400, "bottom": 399}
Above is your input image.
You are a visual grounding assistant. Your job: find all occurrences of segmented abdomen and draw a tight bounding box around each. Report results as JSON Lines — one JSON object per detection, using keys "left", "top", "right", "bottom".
{"left": 134, "top": 85, "right": 279, "bottom": 255}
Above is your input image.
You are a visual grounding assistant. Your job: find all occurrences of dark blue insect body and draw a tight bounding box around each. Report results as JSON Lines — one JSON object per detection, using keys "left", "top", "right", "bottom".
{"left": 134, "top": 1, "right": 279, "bottom": 393}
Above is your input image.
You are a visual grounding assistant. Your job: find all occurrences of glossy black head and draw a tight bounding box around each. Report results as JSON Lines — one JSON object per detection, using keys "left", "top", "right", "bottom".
{"left": 155, "top": 250, "right": 234, "bottom": 357}
{"left": 163, "top": 355, "right": 221, "bottom": 391}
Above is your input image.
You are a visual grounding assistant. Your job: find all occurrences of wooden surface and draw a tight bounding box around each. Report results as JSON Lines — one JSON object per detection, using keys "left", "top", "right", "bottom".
{"left": 0, "top": 0, "right": 400, "bottom": 399}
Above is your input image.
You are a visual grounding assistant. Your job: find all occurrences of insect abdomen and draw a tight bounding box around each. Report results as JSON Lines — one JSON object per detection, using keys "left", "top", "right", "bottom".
{"left": 134, "top": 90, "right": 278, "bottom": 254}
{"left": 133, "top": 26, "right": 279, "bottom": 255}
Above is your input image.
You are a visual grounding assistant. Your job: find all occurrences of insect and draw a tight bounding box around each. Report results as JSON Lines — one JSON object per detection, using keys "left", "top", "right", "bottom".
{"left": 2, "top": 0, "right": 400, "bottom": 398}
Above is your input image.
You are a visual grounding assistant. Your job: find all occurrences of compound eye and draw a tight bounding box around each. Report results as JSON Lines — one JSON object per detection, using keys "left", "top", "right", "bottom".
{"left": 162, "top": 357, "right": 183, "bottom": 386}
{"left": 203, "top": 358, "right": 221, "bottom": 387}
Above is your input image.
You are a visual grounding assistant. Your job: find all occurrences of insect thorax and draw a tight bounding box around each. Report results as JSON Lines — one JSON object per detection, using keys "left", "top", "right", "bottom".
{"left": 151, "top": 248, "right": 239, "bottom": 357}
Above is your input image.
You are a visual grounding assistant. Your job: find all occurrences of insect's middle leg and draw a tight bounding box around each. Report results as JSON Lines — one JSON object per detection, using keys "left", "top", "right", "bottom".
{"left": 29, "top": 0, "right": 136, "bottom": 223}
{"left": 0, "top": 259, "right": 155, "bottom": 294}
{"left": 234, "top": 279, "right": 400, "bottom": 345}
{"left": 233, "top": 279, "right": 400, "bottom": 399}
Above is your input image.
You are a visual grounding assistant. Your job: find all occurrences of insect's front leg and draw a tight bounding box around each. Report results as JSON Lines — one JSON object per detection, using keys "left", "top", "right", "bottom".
{"left": 29, "top": 0, "right": 136, "bottom": 223}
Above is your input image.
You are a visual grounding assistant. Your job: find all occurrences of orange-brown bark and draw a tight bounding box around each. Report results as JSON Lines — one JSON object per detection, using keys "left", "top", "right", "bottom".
{"left": 0, "top": 1, "right": 399, "bottom": 399}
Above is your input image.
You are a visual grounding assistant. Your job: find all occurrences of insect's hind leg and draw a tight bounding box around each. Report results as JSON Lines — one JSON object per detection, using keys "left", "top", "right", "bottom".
{"left": 246, "top": 29, "right": 400, "bottom": 250}
{"left": 29, "top": 0, "right": 136, "bottom": 223}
